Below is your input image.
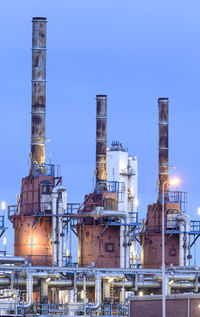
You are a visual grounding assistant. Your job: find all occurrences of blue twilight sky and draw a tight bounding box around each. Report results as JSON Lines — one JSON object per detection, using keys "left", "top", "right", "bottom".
{"left": 0, "top": 0, "right": 200, "bottom": 263}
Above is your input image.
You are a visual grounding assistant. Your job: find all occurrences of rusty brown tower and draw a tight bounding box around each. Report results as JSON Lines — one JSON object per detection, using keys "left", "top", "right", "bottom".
{"left": 12, "top": 18, "right": 58, "bottom": 265}
{"left": 140, "top": 98, "right": 180, "bottom": 268}
{"left": 77, "top": 95, "right": 120, "bottom": 268}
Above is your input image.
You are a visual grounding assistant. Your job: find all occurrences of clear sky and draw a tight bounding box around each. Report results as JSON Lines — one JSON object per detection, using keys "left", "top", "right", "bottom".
{"left": 0, "top": 0, "right": 200, "bottom": 263}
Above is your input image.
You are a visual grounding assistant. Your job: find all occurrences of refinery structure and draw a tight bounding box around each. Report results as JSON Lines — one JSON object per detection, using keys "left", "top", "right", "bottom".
{"left": 0, "top": 17, "right": 200, "bottom": 317}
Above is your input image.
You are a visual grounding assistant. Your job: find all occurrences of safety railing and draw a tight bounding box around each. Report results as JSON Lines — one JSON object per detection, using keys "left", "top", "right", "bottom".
{"left": 99, "top": 212, "right": 139, "bottom": 226}
{"left": 190, "top": 220, "right": 200, "bottom": 234}
{"left": 0, "top": 215, "right": 5, "bottom": 229}
{"left": 96, "top": 180, "right": 125, "bottom": 202}
{"left": 26, "top": 255, "right": 52, "bottom": 266}
{"left": 66, "top": 203, "right": 81, "bottom": 214}
{"left": 8, "top": 202, "right": 81, "bottom": 221}
{"left": 159, "top": 191, "right": 187, "bottom": 212}
{"left": 32, "top": 163, "right": 61, "bottom": 178}
{"left": 9, "top": 303, "right": 129, "bottom": 317}
{"left": 8, "top": 202, "right": 52, "bottom": 220}
{"left": 165, "top": 219, "right": 200, "bottom": 235}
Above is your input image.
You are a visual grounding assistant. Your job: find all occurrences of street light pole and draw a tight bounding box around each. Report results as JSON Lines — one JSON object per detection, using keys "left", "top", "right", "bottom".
{"left": 161, "top": 177, "right": 180, "bottom": 317}
{"left": 162, "top": 180, "right": 168, "bottom": 317}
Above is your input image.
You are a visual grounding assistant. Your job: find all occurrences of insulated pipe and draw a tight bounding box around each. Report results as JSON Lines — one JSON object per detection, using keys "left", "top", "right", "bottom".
{"left": 158, "top": 98, "right": 169, "bottom": 195}
{"left": 0, "top": 256, "right": 26, "bottom": 264}
{"left": 48, "top": 280, "right": 95, "bottom": 288}
{"left": 61, "top": 274, "right": 102, "bottom": 311}
{"left": 171, "top": 213, "right": 190, "bottom": 266}
{"left": 176, "top": 214, "right": 190, "bottom": 266}
{"left": 23, "top": 273, "right": 33, "bottom": 308}
{"left": 52, "top": 186, "right": 66, "bottom": 266}
{"left": 1, "top": 276, "right": 200, "bottom": 293}
{"left": 19, "top": 271, "right": 59, "bottom": 308}
{"left": 126, "top": 238, "right": 130, "bottom": 269}
{"left": 96, "top": 95, "right": 107, "bottom": 182}
{"left": 154, "top": 275, "right": 195, "bottom": 281}
{"left": 30, "top": 17, "right": 47, "bottom": 174}
{"left": 52, "top": 192, "right": 58, "bottom": 266}
{"left": 179, "top": 222, "right": 185, "bottom": 267}
{"left": 82, "top": 209, "right": 127, "bottom": 268}
{"left": 58, "top": 196, "right": 63, "bottom": 267}
{"left": 92, "top": 274, "right": 101, "bottom": 310}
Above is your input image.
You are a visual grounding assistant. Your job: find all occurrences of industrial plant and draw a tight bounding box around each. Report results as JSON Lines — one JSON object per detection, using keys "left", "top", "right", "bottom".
{"left": 0, "top": 17, "right": 200, "bottom": 317}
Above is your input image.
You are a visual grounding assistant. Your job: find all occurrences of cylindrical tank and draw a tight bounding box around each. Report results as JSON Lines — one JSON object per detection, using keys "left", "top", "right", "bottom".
{"left": 14, "top": 216, "right": 52, "bottom": 265}
{"left": 141, "top": 202, "right": 180, "bottom": 268}
{"left": 13, "top": 175, "right": 54, "bottom": 265}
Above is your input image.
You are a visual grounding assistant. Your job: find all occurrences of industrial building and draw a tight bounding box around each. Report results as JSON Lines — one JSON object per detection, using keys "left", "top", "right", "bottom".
{"left": 0, "top": 17, "right": 200, "bottom": 317}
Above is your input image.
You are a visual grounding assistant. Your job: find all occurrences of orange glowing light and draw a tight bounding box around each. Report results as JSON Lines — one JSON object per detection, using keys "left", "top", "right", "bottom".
{"left": 169, "top": 178, "right": 180, "bottom": 186}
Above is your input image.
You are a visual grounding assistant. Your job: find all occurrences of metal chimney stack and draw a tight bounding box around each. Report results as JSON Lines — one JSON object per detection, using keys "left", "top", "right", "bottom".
{"left": 96, "top": 95, "right": 107, "bottom": 182}
{"left": 158, "top": 98, "right": 169, "bottom": 194}
{"left": 30, "top": 17, "right": 47, "bottom": 174}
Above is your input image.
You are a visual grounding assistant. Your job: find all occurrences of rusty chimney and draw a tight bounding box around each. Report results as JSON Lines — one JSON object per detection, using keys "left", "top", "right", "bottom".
{"left": 96, "top": 95, "right": 107, "bottom": 182}
{"left": 158, "top": 98, "right": 169, "bottom": 194}
{"left": 30, "top": 17, "right": 47, "bottom": 174}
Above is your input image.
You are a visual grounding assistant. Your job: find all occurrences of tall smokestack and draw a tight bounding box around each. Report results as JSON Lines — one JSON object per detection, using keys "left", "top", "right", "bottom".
{"left": 158, "top": 98, "right": 169, "bottom": 194}
{"left": 96, "top": 95, "right": 107, "bottom": 182}
{"left": 30, "top": 17, "right": 47, "bottom": 174}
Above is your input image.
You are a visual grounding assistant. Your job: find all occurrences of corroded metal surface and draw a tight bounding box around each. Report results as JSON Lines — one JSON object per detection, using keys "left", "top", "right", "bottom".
{"left": 77, "top": 192, "right": 120, "bottom": 268}
{"left": 96, "top": 95, "right": 107, "bottom": 182}
{"left": 78, "top": 224, "right": 120, "bottom": 268}
{"left": 13, "top": 174, "right": 55, "bottom": 265}
{"left": 30, "top": 17, "right": 47, "bottom": 173}
{"left": 158, "top": 98, "right": 169, "bottom": 193}
{"left": 141, "top": 202, "right": 180, "bottom": 268}
{"left": 14, "top": 216, "right": 52, "bottom": 266}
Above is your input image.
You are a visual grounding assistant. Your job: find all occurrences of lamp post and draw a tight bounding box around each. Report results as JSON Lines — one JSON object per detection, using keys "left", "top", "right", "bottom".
{"left": 3, "top": 237, "right": 6, "bottom": 255}
{"left": 161, "top": 177, "right": 179, "bottom": 317}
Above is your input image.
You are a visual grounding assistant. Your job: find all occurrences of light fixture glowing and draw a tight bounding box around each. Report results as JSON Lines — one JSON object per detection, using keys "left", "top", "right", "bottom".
{"left": 108, "top": 278, "right": 114, "bottom": 283}
{"left": 3, "top": 237, "right": 6, "bottom": 246}
{"left": 139, "top": 291, "right": 143, "bottom": 297}
{"left": 169, "top": 280, "right": 173, "bottom": 285}
{"left": 66, "top": 249, "right": 70, "bottom": 257}
{"left": 169, "top": 178, "right": 180, "bottom": 187}
{"left": 80, "top": 290, "right": 85, "bottom": 300}
{"left": 135, "top": 198, "right": 139, "bottom": 208}
{"left": 46, "top": 277, "right": 51, "bottom": 283}
{"left": 1, "top": 201, "right": 6, "bottom": 211}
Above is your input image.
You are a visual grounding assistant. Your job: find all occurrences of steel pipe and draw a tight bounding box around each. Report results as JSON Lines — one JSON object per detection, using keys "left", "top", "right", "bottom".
{"left": 52, "top": 186, "right": 66, "bottom": 266}
{"left": 0, "top": 256, "right": 26, "bottom": 264}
